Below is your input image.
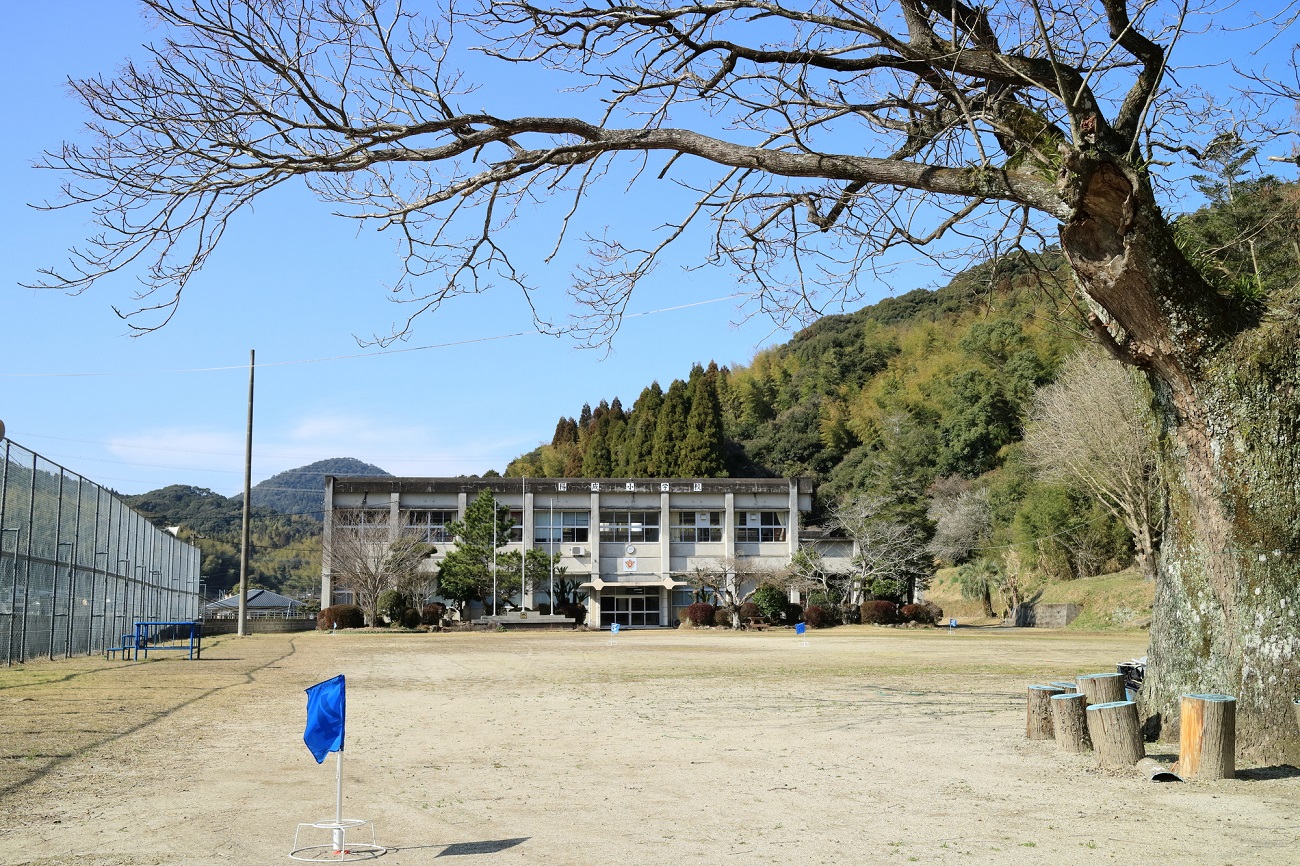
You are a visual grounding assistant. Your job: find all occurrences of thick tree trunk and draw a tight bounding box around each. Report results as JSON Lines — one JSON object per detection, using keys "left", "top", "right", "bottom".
{"left": 1059, "top": 157, "right": 1300, "bottom": 764}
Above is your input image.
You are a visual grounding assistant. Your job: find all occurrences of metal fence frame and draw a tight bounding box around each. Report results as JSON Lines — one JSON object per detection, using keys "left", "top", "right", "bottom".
{"left": 0, "top": 438, "right": 201, "bottom": 665}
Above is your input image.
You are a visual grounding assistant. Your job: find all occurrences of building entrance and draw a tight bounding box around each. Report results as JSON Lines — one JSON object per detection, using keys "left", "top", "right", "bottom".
{"left": 599, "top": 588, "right": 662, "bottom": 628}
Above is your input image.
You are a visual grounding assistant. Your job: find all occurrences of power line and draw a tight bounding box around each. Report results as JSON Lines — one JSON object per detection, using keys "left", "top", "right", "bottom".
{"left": 0, "top": 293, "right": 747, "bottom": 379}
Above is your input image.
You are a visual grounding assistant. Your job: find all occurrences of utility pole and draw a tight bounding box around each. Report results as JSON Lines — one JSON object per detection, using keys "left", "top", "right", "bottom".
{"left": 237, "top": 349, "right": 254, "bottom": 636}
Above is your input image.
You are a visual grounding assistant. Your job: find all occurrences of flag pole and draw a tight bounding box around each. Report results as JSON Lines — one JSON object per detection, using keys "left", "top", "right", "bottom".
{"left": 334, "top": 751, "right": 344, "bottom": 853}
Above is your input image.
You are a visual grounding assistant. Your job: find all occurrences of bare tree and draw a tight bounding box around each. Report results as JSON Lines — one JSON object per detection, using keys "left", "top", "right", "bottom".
{"left": 927, "top": 476, "right": 993, "bottom": 565}
{"left": 833, "top": 495, "right": 934, "bottom": 605}
{"left": 687, "top": 555, "right": 784, "bottom": 628}
{"left": 1023, "top": 349, "right": 1163, "bottom": 582}
{"left": 32, "top": 0, "right": 1300, "bottom": 757}
{"left": 329, "top": 507, "right": 433, "bottom": 626}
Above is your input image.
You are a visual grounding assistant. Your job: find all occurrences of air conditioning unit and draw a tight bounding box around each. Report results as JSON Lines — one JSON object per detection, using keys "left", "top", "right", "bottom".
{"left": 570, "top": 545, "right": 586, "bottom": 556}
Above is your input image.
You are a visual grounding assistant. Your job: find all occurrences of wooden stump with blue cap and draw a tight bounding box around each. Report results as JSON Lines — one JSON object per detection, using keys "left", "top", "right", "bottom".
{"left": 1026, "top": 685, "right": 1066, "bottom": 739}
{"left": 1086, "top": 700, "right": 1144, "bottom": 769}
{"left": 1178, "top": 694, "right": 1235, "bottom": 780}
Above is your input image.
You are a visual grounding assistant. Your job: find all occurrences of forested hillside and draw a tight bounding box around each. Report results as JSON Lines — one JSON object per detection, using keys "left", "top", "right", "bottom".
{"left": 506, "top": 252, "right": 1117, "bottom": 576}
{"left": 244, "top": 457, "right": 390, "bottom": 519}
{"left": 506, "top": 174, "right": 1299, "bottom": 588}
{"left": 123, "top": 485, "right": 324, "bottom": 600}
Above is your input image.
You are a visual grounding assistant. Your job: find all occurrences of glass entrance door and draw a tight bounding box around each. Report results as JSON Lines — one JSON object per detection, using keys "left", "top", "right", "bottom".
{"left": 600, "top": 589, "right": 661, "bottom": 628}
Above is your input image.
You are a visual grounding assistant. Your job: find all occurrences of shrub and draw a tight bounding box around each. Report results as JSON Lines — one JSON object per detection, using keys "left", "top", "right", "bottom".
{"left": 560, "top": 602, "right": 587, "bottom": 626}
{"left": 738, "top": 602, "right": 763, "bottom": 621}
{"left": 802, "top": 605, "right": 836, "bottom": 628}
{"left": 860, "top": 600, "right": 899, "bottom": 625}
{"left": 899, "top": 603, "right": 936, "bottom": 625}
{"left": 421, "top": 602, "right": 446, "bottom": 625}
{"left": 712, "top": 606, "right": 734, "bottom": 627}
{"left": 317, "top": 604, "right": 364, "bottom": 630}
{"left": 683, "top": 602, "right": 716, "bottom": 627}
{"left": 920, "top": 600, "right": 944, "bottom": 623}
{"left": 751, "top": 584, "right": 788, "bottom": 623}
{"left": 399, "top": 607, "right": 423, "bottom": 629}
{"left": 785, "top": 603, "right": 804, "bottom": 625}
{"left": 376, "top": 590, "right": 408, "bottom": 624}
{"left": 870, "top": 577, "right": 907, "bottom": 601}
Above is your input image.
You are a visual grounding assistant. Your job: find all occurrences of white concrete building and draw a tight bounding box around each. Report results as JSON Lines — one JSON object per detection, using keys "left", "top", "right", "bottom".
{"left": 321, "top": 476, "right": 818, "bottom": 628}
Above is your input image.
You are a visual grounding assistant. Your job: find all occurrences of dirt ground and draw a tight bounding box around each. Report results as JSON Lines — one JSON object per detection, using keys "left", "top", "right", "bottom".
{"left": 0, "top": 626, "right": 1296, "bottom": 865}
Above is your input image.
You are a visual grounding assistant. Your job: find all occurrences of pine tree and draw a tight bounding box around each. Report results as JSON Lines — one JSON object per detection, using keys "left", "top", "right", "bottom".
{"left": 649, "top": 380, "right": 689, "bottom": 476}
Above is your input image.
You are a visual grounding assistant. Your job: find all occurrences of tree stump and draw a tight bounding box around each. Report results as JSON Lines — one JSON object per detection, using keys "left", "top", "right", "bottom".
{"left": 1051, "top": 692, "right": 1092, "bottom": 752}
{"left": 1026, "top": 685, "right": 1066, "bottom": 739}
{"left": 1178, "top": 694, "right": 1236, "bottom": 780}
{"left": 1085, "top": 700, "right": 1144, "bottom": 769}
{"left": 1049, "top": 680, "right": 1078, "bottom": 692}
{"left": 1076, "top": 672, "right": 1126, "bottom": 706}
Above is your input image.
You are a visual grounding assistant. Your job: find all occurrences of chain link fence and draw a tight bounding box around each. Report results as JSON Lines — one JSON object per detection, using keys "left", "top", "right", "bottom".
{"left": 0, "top": 438, "right": 201, "bottom": 665}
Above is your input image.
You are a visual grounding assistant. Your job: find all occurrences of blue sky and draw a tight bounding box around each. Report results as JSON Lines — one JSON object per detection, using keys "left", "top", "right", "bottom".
{"left": 1, "top": 3, "right": 1293, "bottom": 497}
{"left": 0, "top": 3, "right": 816, "bottom": 496}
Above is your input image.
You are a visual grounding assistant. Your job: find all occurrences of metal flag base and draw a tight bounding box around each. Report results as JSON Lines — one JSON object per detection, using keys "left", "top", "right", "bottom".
{"left": 289, "top": 819, "right": 383, "bottom": 861}
{"left": 290, "top": 751, "right": 384, "bottom": 861}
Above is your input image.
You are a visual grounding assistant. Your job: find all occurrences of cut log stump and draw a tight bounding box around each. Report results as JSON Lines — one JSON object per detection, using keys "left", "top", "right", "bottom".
{"left": 1086, "top": 700, "right": 1144, "bottom": 769}
{"left": 1076, "top": 672, "right": 1126, "bottom": 706}
{"left": 1178, "top": 694, "right": 1236, "bottom": 780}
{"left": 1293, "top": 698, "right": 1299, "bottom": 733}
{"left": 1051, "top": 692, "right": 1092, "bottom": 753}
{"left": 1049, "top": 680, "right": 1078, "bottom": 692}
{"left": 1026, "top": 685, "right": 1066, "bottom": 739}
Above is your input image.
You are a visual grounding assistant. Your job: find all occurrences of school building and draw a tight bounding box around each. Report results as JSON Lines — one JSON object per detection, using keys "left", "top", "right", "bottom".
{"left": 321, "top": 476, "right": 853, "bottom": 628}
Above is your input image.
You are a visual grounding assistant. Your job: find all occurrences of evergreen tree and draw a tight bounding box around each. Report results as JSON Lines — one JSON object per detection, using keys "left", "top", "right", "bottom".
{"left": 621, "top": 383, "right": 663, "bottom": 476}
{"left": 582, "top": 412, "right": 614, "bottom": 476}
{"left": 679, "top": 368, "right": 727, "bottom": 476}
{"left": 649, "top": 380, "right": 689, "bottom": 476}
{"left": 437, "top": 490, "right": 513, "bottom": 615}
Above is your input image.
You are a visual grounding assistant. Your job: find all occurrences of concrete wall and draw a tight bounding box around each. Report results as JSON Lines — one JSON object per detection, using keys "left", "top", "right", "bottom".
{"left": 202, "top": 619, "right": 318, "bottom": 636}
{"left": 1012, "top": 603, "right": 1082, "bottom": 628}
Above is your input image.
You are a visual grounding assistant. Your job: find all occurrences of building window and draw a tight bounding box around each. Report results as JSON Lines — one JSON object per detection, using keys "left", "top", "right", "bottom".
{"left": 335, "top": 508, "right": 389, "bottom": 528}
{"left": 670, "top": 511, "right": 723, "bottom": 543}
{"left": 735, "top": 511, "right": 787, "bottom": 543}
{"left": 406, "top": 510, "right": 456, "bottom": 543}
{"left": 508, "top": 509, "right": 524, "bottom": 543}
{"left": 599, "top": 510, "right": 660, "bottom": 543}
{"left": 534, "top": 510, "right": 590, "bottom": 544}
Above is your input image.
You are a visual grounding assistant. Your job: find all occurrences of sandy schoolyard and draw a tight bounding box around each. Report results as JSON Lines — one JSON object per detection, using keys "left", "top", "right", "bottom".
{"left": 0, "top": 627, "right": 1295, "bottom": 865}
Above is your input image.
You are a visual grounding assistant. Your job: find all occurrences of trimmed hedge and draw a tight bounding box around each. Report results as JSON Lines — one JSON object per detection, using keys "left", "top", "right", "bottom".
{"left": 738, "top": 602, "right": 763, "bottom": 620}
{"left": 683, "top": 602, "right": 716, "bottom": 627}
{"left": 318, "top": 604, "right": 364, "bottom": 630}
{"left": 802, "top": 605, "right": 836, "bottom": 628}
{"left": 785, "top": 602, "right": 804, "bottom": 625}
{"left": 421, "top": 602, "right": 447, "bottom": 625}
{"left": 900, "top": 603, "right": 936, "bottom": 625}
{"left": 860, "top": 600, "right": 899, "bottom": 625}
{"left": 712, "top": 606, "right": 734, "bottom": 627}
{"left": 920, "top": 600, "right": 944, "bottom": 623}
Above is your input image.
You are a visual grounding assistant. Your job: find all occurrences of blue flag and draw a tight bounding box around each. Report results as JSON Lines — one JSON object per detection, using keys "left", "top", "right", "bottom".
{"left": 795, "top": 622, "right": 806, "bottom": 635}
{"left": 303, "top": 674, "right": 346, "bottom": 763}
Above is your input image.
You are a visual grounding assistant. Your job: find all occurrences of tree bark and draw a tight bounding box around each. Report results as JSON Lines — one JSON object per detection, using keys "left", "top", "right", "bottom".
{"left": 1059, "top": 157, "right": 1300, "bottom": 764}
{"left": 1026, "top": 685, "right": 1066, "bottom": 739}
{"left": 1086, "top": 700, "right": 1145, "bottom": 770}
{"left": 1076, "top": 672, "right": 1127, "bottom": 706}
{"left": 1051, "top": 692, "right": 1093, "bottom": 753}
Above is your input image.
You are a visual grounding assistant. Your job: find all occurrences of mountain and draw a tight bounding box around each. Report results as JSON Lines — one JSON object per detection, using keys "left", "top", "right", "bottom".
{"left": 244, "top": 457, "right": 391, "bottom": 520}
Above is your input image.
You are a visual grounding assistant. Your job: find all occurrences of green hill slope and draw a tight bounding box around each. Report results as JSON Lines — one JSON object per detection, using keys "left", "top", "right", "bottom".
{"left": 244, "top": 457, "right": 390, "bottom": 519}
